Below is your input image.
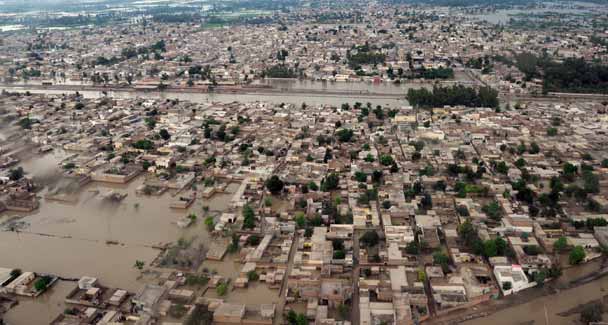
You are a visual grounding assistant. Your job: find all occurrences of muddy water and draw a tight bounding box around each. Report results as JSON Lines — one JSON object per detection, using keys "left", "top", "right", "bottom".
{"left": 0, "top": 170, "right": 241, "bottom": 323}
{"left": 1, "top": 86, "right": 407, "bottom": 107}
{"left": 0, "top": 231, "right": 156, "bottom": 291}
{"left": 228, "top": 282, "right": 279, "bottom": 305}
{"left": 18, "top": 176, "right": 196, "bottom": 246}
{"left": 0, "top": 151, "right": 241, "bottom": 285}
{"left": 465, "top": 271, "right": 608, "bottom": 325}
{"left": 3, "top": 280, "right": 74, "bottom": 325}
{"left": 201, "top": 252, "right": 280, "bottom": 305}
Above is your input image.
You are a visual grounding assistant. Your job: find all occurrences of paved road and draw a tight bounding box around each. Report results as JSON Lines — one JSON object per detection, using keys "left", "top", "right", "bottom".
{"left": 273, "top": 233, "right": 298, "bottom": 325}
{"left": 351, "top": 230, "right": 361, "bottom": 325}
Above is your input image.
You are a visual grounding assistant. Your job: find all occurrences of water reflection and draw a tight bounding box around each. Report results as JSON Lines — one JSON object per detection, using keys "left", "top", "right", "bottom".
{"left": 1, "top": 86, "right": 407, "bottom": 108}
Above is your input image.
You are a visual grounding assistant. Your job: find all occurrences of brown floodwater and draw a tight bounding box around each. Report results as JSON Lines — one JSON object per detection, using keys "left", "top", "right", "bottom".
{"left": 200, "top": 249, "right": 280, "bottom": 305}
{"left": 0, "top": 172, "right": 238, "bottom": 277}
{"left": 227, "top": 282, "right": 279, "bottom": 305}
{"left": 465, "top": 264, "right": 608, "bottom": 325}
{"left": 1, "top": 84, "right": 408, "bottom": 107}
{"left": 0, "top": 153, "right": 243, "bottom": 323}
{"left": 3, "top": 280, "right": 74, "bottom": 325}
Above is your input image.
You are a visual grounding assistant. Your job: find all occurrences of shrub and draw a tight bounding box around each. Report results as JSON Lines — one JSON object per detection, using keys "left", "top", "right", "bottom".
{"left": 569, "top": 246, "right": 586, "bottom": 265}
{"left": 216, "top": 282, "right": 228, "bottom": 296}
{"left": 247, "top": 270, "right": 259, "bottom": 281}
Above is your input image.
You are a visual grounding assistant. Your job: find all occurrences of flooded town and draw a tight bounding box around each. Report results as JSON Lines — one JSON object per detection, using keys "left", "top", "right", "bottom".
{"left": 0, "top": 0, "right": 607, "bottom": 325}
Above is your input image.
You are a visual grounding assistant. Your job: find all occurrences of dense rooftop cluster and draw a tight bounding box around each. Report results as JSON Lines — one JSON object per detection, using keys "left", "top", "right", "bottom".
{"left": 0, "top": 2, "right": 607, "bottom": 95}
{"left": 0, "top": 1, "right": 608, "bottom": 324}
{"left": 0, "top": 87, "right": 607, "bottom": 324}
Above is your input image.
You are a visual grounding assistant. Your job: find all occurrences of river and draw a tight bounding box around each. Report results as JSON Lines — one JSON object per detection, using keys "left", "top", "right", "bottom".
{"left": 465, "top": 1, "right": 602, "bottom": 24}
{"left": 1, "top": 85, "right": 407, "bottom": 108}
{"left": 0, "top": 69, "right": 482, "bottom": 108}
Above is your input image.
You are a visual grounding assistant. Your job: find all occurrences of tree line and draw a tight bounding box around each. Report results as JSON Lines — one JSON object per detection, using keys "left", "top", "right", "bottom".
{"left": 406, "top": 85, "right": 499, "bottom": 108}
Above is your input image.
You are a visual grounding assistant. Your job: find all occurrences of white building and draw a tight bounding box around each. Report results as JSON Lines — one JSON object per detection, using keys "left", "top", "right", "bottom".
{"left": 493, "top": 264, "right": 535, "bottom": 295}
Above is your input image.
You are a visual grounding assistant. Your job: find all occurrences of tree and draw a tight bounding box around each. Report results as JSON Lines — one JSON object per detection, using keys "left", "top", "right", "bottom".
{"left": 546, "top": 127, "right": 558, "bottom": 136}
{"left": 336, "top": 128, "right": 354, "bottom": 142}
{"left": 216, "top": 282, "right": 228, "bottom": 296}
{"left": 406, "top": 241, "right": 419, "bottom": 255}
{"left": 304, "top": 227, "right": 313, "bottom": 237}
{"left": 264, "top": 197, "right": 272, "bottom": 207}
{"left": 295, "top": 212, "right": 306, "bottom": 229}
{"left": 457, "top": 219, "right": 475, "bottom": 241}
{"left": 10, "top": 269, "right": 21, "bottom": 278}
{"left": 337, "top": 303, "right": 349, "bottom": 320}
{"left": 379, "top": 154, "right": 394, "bottom": 166}
{"left": 583, "top": 171, "right": 600, "bottom": 194}
{"left": 529, "top": 142, "right": 540, "bottom": 154}
{"left": 553, "top": 236, "right": 568, "bottom": 252}
{"left": 321, "top": 173, "right": 339, "bottom": 191}
{"left": 247, "top": 270, "right": 259, "bottom": 281}
{"left": 333, "top": 250, "right": 346, "bottom": 259}
{"left": 482, "top": 201, "right": 503, "bottom": 220}
{"left": 34, "top": 276, "right": 52, "bottom": 292}
{"left": 185, "top": 304, "right": 213, "bottom": 325}
{"left": 563, "top": 163, "right": 578, "bottom": 178}
{"left": 495, "top": 161, "right": 509, "bottom": 174}
{"left": 204, "top": 216, "right": 215, "bottom": 231}
{"left": 433, "top": 180, "right": 447, "bottom": 192}
{"left": 246, "top": 235, "right": 261, "bottom": 246}
{"left": 382, "top": 200, "right": 392, "bottom": 209}
{"left": 307, "top": 181, "right": 318, "bottom": 191}
{"left": 433, "top": 251, "right": 450, "bottom": 273}
{"left": 406, "top": 85, "right": 499, "bottom": 109}
{"left": 523, "top": 245, "right": 541, "bottom": 256}
{"left": 8, "top": 167, "right": 24, "bottom": 181}
{"left": 360, "top": 230, "right": 379, "bottom": 247}
{"left": 228, "top": 233, "right": 239, "bottom": 253}
{"left": 18, "top": 117, "right": 33, "bottom": 129}
{"left": 569, "top": 246, "right": 586, "bottom": 265}
{"left": 242, "top": 204, "right": 256, "bottom": 229}
{"left": 133, "top": 139, "right": 154, "bottom": 150}
{"left": 145, "top": 117, "right": 156, "bottom": 129}
{"left": 265, "top": 175, "right": 284, "bottom": 195}
{"left": 287, "top": 310, "right": 308, "bottom": 325}
{"left": 420, "top": 193, "right": 433, "bottom": 210}
{"left": 134, "top": 260, "right": 145, "bottom": 270}
{"left": 158, "top": 129, "right": 171, "bottom": 141}
{"left": 354, "top": 171, "right": 368, "bottom": 183}
{"left": 483, "top": 240, "right": 498, "bottom": 257}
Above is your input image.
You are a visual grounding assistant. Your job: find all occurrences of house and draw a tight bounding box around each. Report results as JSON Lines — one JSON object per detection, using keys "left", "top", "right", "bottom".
{"left": 493, "top": 265, "right": 535, "bottom": 295}
{"left": 132, "top": 284, "right": 166, "bottom": 316}
{"left": 213, "top": 303, "right": 246, "bottom": 324}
